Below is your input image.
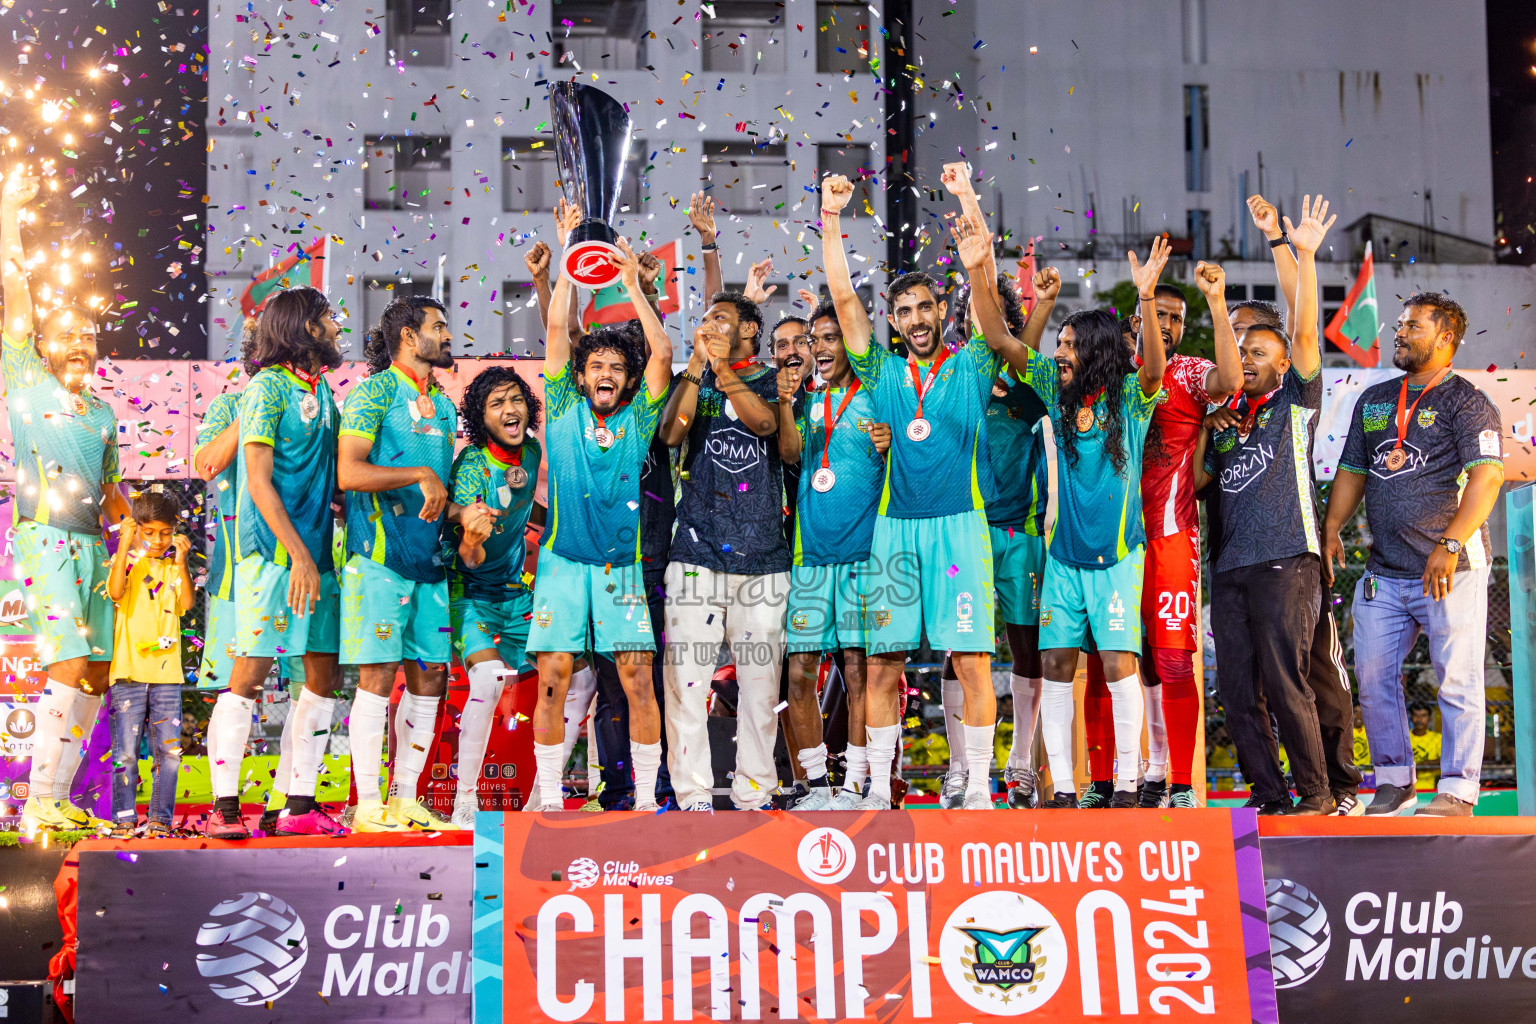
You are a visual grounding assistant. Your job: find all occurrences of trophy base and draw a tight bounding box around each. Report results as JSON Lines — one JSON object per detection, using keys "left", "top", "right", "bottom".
{"left": 562, "top": 221, "right": 622, "bottom": 289}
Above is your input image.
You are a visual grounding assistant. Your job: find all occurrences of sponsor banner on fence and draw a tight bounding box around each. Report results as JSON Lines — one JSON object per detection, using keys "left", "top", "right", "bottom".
{"left": 474, "top": 809, "right": 1277, "bottom": 1023}
{"left": 75, "top": 840, "right": 474, "bottom": 1023}
{"left": 1263, "top": 834, "right": 1536, "bottom": 1020}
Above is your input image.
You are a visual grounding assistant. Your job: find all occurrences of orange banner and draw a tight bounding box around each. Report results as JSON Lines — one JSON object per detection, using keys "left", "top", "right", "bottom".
{"left": 475, "top": 809, "right": 1276, "bottom": 1023}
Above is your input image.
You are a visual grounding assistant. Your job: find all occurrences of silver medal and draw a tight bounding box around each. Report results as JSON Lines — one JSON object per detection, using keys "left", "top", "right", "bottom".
{"left": 505, "top": 466, "right": 528, "bottom": 490}
{"left": 811, "top": 467, "right": 836, "bottom": 493}
{"left": 593, "top": 426, "right": 615, "bottom": 447}
{"left": 906, "top": 417, "right": 931, "bottom": 442}
{"left": 299, "top": 393, "right": 319, "bottom": 423}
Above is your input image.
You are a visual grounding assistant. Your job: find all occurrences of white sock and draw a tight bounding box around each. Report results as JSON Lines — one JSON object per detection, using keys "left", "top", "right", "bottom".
{"left": 28, "top": 681, "right": 78, "bottom": 798}
{"left": 288, "top": 688, "right": 334, "bottom": 799}
{"left": 797, "top": 743, "right": 830, "bottom": 783}
{"left": 271, "top": 697, "right": 298, "bottom": 800}
{"left": 964, "top": 723, "right": 996, "bottom": 798}
{"left": 632, "top": 740, "right": 662, "bottom": 807}
{"left": 350, "top": 689, "right": 391, "bottom": 804}
{"left": 1041, "top": 679, "right": 1076, "bottom": 796}
{"left": 866, "top": 725, "right": 899, "bottom": 801}
{"left": 843, "top": 744, "right": 868, "bottom": 794}
{"left": 1144, "top": 681, "right": 1168, "bottom": 783}
{"left": 583, "top": 705, "right": 600, "bottom": 796}
{"left": 941, "top": 674, "right": 966, "bottom": 774}
{"left": 209, "top": 691, "right": 256, "bottom": 800}
{"left": 534, "top": 742, "right": 565, "bottom": 807}
{"left": 1106, "top": 675, "right": 1146, "bottom": 793}
{"left": 390, "top": 693, "right": 440, "bottom": 801}
{"left": 55, "top": 689, "right": 102, "bottom": 800}
{"left": 1008, "top": 675, "right": 1041, "bottom": 770}
{"left": 457, "top": 660, "right": 506, "bottom": 798}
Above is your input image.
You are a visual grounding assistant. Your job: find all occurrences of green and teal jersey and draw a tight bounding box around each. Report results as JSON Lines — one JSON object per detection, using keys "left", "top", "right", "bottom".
{"left": 195, "top": 390, "right": 243, "bottom": 600}
{"left": 448, "top": 439, "right": 542, "bottom": 601}
{"left": 1021, "top": 347, "right": 1158, "bottom": 569}
{"left": 542, "top": 362, "right": 666, "bottom": 567}
{"left": 340, "top": 365, "right": 458, "bottom": 584}
{"left": 792, "top": 382, "right": 884, "bottom": 565}
{"left": 847, "top": 333, "right": 997, "bottom": 519}
{"left": 982, "top": 369, "right": 1049, "bottom": 536}
{"left": 237, "top": 366, "right": 338, "bottom": 572}
{"left": 2, "top": 329, "right": 120, "bottom": 534}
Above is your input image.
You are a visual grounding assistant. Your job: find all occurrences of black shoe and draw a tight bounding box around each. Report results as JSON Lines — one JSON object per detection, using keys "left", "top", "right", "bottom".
{"left": 1137, "top": 779, "right": 1169, "bottom": 808}
{"left": 1256, "top": 798, "right": 1295, "bottom": 816}
{"left": 1041, "top": 792, "right": 1078, "bottom": 808}
{"left": 258, "top": 808, "right": 281, "bottom": 834}
{"left": 1078, "top": 781, "right": 1114, "bottom": 809}
{"left": 1108, "top": 789, "right": 1138, "bottom": 808}
{"left": 1292, "top": 793, "right": 1336, "bottom": 816}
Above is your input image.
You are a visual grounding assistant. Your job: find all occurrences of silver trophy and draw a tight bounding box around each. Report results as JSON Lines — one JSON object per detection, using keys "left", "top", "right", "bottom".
{"left": 550, "top": 82, "right": 633, "bottom": 290}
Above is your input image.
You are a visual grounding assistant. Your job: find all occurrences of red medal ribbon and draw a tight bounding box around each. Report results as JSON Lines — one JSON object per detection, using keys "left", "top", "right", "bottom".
{"left": 728, "top": 357, "right": 759, "bottom": 373}
{"left": 391, "top": 360, "right": 431, "bottom": 393}
{"left": 906, "top": 346, "right": 950, "bottom": 423}
{"left": 486, "top": 440, "right": 523, "bottom": 467}
{"left": 284, "top": 362, "right": 322, "bottom": 392}
{"left": 818, "top": 380, "right": 862, "bottom": 470}
{"left": 1393, "top": 366, "right": 1452, "bottom": 453}
{"left": 1229, "top": 387, "right": 1279, "bottom": 435}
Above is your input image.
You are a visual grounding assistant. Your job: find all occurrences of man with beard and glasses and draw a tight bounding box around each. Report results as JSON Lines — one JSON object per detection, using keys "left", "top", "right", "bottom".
{"left": 527, "top": 208, "right": 672, "bottom": 813}
{"left": 1326, "top": 291, "right": 1502, "bottom": 817}
{"left": 4, "top": 171, "right": 130, "bottom": 832}
{"left": 659, "top": 281, "right": 787, "bottom": 812}
{"left": 205, "top": 287, "right": 347, "bottom": 838}
{"left": 968, "top": 233, "right": 1172, "bottom": 808}
{"left": 446, "top": 365, "right": 543, "bottom": 826}
{"left": 778, "top": 298, "right": 891, "bottom": 809}
{"left": 338, "top": 296, "right": 488, "bottom": 832}
{"left": 1191, "top": 194, "right": 1338, "bottom": 817}
{"left": 823, "top": 176, "right": 1028, "bottom": 811}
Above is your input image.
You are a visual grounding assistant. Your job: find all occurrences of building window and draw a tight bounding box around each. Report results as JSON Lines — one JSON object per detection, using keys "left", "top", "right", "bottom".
{"left": 1224, "top": 283, "right": 1248, "bottom": 301}
{"left": 816, "top": 1, "right": 871, "bottom": 74}
{"left": 1184, "top": 84, "right": 1209, "bottom": 192}
{"left": 501, "top": 137, "right": 643, "bottom": 214}
{"left": 363, "top": 135, "right": 451, "bottom": 211}
{"left": 700, "top": 141, "right": 787, "bottom": 212}
{"left": 1187, "top": 209, "right": 1211, "bottom": 262}
{"left": 552, "top": 0, "right": 647, "bottom": 71}
{"left": 702, "top": 1, "right": 786, "bottom": 74}
{"left": 362, "top": 277, "right": 448, "bottom": 338}
{"left": 500, "top": 280, "right": 546, "bottom": 359}
{"left": 387, "top": 0, "right": 451, "bottom": 66}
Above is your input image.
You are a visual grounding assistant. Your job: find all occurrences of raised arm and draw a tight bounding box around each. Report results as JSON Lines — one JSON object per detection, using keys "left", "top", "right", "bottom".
{"left": 820, "top": 176, "right": 874, "bottom": 356}
{"left": 941, "top": 162, "right": 999, "bottom": 297}
{"left": 1284, "top": 194, "right": 1336, "bottom": 382}
{"left": 612, "top": 237, "right": 673, "bottom": 399}
{"left": 777, "top": 367, "right": 803, "bottom": 464}
{"left": 1130, "top": 236, "right": 1172, "bottom": 396}
{"left": 525, "top": 241, "right": 553, "bottom": 331}
{"left": 1019, "top": 268, "right": 1062, "bottom": 352}
{"left": 744, "top": 258, "right": 779, "bottom": 305}
{"left": 1, "top": 171, "right": 39, "bottom": 348}
{"left": 952, "top": 212, "right": 1031, "bottom": 379}
{"left": 659, "top": 324, "right": 724, "bottom": 447}
{"left": 689, "top": 192, "right": 723, "bottom": 301}
{"left": 1192, "top": 261, "right": 1242, "bottom": 401}
{"left": 1248, "top": 195, "right": 1299, "bottom": 323}
{"left": 543, "top": 197, "right": 584, "bottom": 378}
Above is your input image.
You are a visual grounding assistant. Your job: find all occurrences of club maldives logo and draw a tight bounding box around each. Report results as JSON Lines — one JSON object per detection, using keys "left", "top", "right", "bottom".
{"left": 796, "top": 825, "right": 855, "bottom": 884}
{"left": 564, "top": 855, "right": 674, "bottom": 889}
{"left": 939, "top": 892, "right": 1068, "bottom": 1015}
{"left": 565, "top": 857, "right": 602, "bottom": 890}
{"left": 1266, "top": 877, "right": 1331, "bottom": 989}
{"left": 195, "top": 891, "right": 309, "bottom": 1005}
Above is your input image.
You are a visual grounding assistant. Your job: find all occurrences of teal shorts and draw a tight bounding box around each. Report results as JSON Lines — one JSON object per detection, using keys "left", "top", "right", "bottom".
{"left": 340, "top": 554, "right": 452, "bottom": 665}
{"left": 451, "top": 588, "right": 534, "bottom": 668}
{"left": 864, "top": 510, "right": 995, "bottom": 655}
{"left": 236, "top": 555, "right": 340, "bottom": 658}
{"left": 991, "top": 525, "right": 1047, "bottom": 627}
{"left": 197, "top": 594, "right": 239, "bottom": 688}
{"left": 14, "top": 520, "right": 113, "bottom": 665}
{"left": 524, "top": 548, "right": 653, "bottom": 655}
{"left": 788, "top": 560, "right": 871, "bottom": 654}
{"left": 1039, "top": 547, "right": 1146, "bottom": 653}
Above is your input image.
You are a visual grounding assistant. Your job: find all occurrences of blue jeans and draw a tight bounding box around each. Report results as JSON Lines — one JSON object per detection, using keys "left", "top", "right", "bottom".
{"left": 110, "top": 683, "right": 182, "bottom": 824}
{"left": 1353, "top": 570, "right": 1487, "bottom": 803}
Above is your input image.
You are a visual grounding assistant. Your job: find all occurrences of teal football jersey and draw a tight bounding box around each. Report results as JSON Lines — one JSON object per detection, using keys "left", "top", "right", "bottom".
{"left": 238, "top": 366, "right": 338, "bottom": 571}
{"left": 3, "top": 329, "right": 120, "bottom": 534}
{"left": 542, "top": 363, "right": 666, "bottom": 567}
{"left": 340, "top": 365, "right": 459, "bottom": 584}
{"left": 448, "top": 439, "right": 542, "bottom": 600}
{"left": 983, "top": 370, "right": 1049, "bottom": 535}
{"left": 847, "top": 334, "right": 997, "bottom": 519}
{"left": 195, "top": 390, "right": 242, "bottom": 600}
{"left": 792, "top": 383, "right": 883, "bottom": 565}
{"left": 1021, "top": 347, "right": 1158, "bottom": 568}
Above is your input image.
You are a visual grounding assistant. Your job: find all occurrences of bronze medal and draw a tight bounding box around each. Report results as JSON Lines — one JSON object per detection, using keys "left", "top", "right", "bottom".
{"left": 72, "top": 393, "right": 88, "bottom": 416}
{"left": 593, "top": 426, "right": 615, "bottom": 448}
{"left": 1384, "top": 447, "right": 1407, "bottom": 472}
{"left": 416, "top": 393, "right": 435, "bottom": 418}
{"left": 1075, "top": 406, "right": 1095, "bottom": 432}
{"left": 505, "top": 466, "right": 528, "bottom": 490}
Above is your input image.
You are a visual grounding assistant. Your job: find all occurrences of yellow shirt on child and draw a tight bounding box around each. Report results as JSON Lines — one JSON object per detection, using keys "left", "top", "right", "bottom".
{"left": 110, "top": 556, "right": 185, "bottom": 686}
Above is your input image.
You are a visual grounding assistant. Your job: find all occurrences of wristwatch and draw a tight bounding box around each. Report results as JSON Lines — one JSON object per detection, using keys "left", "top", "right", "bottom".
{"left": 1437, "top": 537, "right": 1462, "bottom": 555}
{"left": 1268, "top": 234, "right": 1291, "bottom": 249}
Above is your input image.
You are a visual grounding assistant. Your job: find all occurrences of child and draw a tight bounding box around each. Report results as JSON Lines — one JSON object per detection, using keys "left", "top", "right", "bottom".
{"left": 106, "top": 490, "right": 194, "bottom": 836}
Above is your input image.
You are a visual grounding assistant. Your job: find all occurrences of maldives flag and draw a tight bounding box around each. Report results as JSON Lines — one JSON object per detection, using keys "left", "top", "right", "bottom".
{"left": 581, "top": 240, "right": 680, "bottom": 327}
{"left": 239, "top": 236, "right": 329, "bottom": 317}
{"left": 1324, "top": 241, "right": 1381, "bottom": 367}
